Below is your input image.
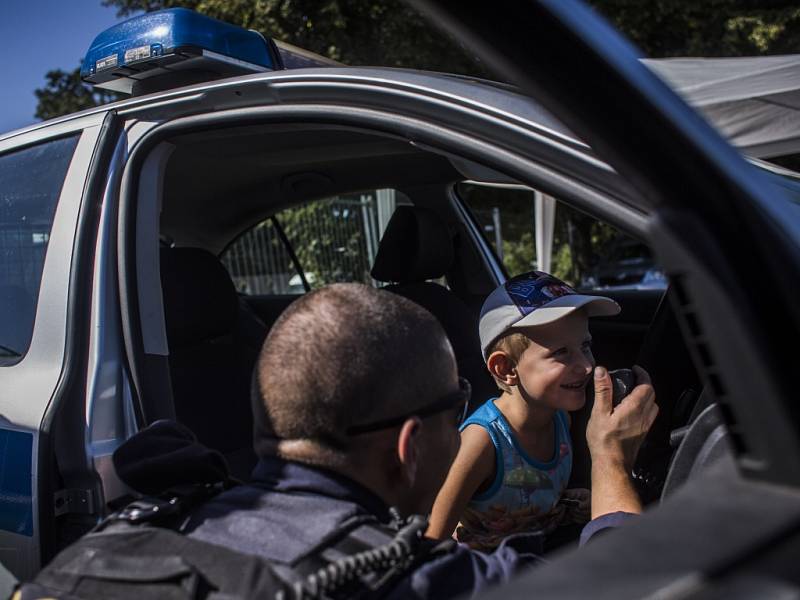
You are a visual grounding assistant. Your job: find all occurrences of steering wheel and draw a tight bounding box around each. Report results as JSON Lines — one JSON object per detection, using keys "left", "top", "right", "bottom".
{"left": 630, "top": 286, "right": 703, "bottom": 503}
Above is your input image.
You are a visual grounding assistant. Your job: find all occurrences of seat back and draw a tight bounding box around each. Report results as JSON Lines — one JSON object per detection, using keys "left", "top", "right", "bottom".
{"left": 160, "top": 247, "right": 266, "bottom": 479}
{"left": 371, "top": 206, "right": 496, "bottom": 409}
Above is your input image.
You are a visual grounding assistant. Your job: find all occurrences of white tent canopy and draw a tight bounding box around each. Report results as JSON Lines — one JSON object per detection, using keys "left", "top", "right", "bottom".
{"left": 645, "top": 55, "right": 800, "bottom": 158}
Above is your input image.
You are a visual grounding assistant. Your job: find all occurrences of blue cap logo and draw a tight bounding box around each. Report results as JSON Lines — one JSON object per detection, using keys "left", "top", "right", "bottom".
{"left": 504, "top": 271, "right": 577, "bottom": 316}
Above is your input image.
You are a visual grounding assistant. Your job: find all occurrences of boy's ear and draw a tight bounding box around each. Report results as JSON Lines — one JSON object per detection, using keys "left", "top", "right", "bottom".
{"left": 487, "top": 351, "right": 517, "bottom": 386}
{"left": 396, "top": 417, "right": 421, "bottom": 486}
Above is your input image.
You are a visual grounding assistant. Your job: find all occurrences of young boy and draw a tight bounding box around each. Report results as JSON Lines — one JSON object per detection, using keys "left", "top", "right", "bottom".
{"left": 428, "top": 271, "right": 621, "bottom": 551}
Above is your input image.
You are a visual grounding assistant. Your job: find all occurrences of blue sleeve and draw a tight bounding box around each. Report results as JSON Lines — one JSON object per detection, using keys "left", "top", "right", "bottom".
{"left": 386, "top": 534, "right": 544, "bottom": 599}
{"left": 579, "top": 511, "right": 635, "bottom": 546}
{"left": 384, "top": 514, "right": 633, "bottom": 598}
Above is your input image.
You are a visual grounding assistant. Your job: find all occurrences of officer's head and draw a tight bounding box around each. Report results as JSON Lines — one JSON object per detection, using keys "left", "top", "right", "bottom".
{"left": 252, "top": 283, "right": 463, "bottom": 515}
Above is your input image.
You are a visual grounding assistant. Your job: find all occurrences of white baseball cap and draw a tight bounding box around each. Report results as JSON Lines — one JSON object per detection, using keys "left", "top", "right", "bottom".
{"left": 479, "top": 271, "right": 621, "bottom": 358}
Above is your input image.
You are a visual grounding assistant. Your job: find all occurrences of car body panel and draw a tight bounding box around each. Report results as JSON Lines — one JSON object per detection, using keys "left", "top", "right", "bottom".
{"left": 407, "top": 0, "right": 800, "bottom": 596}
{"left": 0, "top": 117, "right": 104, "bottom": 580}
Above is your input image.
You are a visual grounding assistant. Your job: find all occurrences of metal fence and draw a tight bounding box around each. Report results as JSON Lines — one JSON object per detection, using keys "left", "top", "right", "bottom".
{"left": 221, "top": 191, "right": 403, "bottom": 295}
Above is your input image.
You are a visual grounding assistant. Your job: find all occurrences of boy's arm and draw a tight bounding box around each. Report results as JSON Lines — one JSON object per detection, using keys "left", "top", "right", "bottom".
{"left": 427, "top": 425, "right": 495, "bottom": 540}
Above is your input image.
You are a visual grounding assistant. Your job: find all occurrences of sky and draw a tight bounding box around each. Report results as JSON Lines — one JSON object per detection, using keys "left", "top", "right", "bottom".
{"left": 0, "top": 0, "right": 128, "bottom": 135}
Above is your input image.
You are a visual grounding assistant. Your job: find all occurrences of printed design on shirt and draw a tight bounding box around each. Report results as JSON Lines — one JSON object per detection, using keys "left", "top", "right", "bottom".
{"left": 457, "top": 502, "right": 565, "bottom": 552}
{"left": 457, "top": 405, "right": 575, "bottom": 552}
{"left": 504, "top": 466, "right": 554, "bottom": 504}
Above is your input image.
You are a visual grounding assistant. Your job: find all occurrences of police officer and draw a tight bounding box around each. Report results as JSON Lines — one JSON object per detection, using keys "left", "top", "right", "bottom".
{"left": 138, "top": 283, "right": 652, "bottom": 598}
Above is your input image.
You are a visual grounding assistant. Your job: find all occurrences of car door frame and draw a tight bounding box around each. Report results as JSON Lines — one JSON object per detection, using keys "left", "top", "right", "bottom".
{"left": 410, "top": 0, "right": 800, "bottom": 489}
{"left": 0, "top": 112, "right": 114, "bottom": 579}
{"left": 114, "top": 79, "right": 653, "bottom": 429}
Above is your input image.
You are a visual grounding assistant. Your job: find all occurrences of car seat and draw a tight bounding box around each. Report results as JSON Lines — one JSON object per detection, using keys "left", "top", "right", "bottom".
{"left": 159, "top": 247, "right": 267, "bottom": 480}
{"left": 371, "top": 206, "right": 496, "bottom": 410}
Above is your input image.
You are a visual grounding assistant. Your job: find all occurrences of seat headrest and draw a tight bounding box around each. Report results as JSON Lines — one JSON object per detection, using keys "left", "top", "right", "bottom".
{"left": 160, "top": 247, "right": 238, "bottom": 347}
{"left": 371, "top": 206, "right": 454, "bottom": 283}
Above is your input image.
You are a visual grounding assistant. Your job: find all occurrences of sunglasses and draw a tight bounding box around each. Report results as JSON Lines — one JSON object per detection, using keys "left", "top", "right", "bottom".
{"left": 346, "top": 377, "right": 471, "bottom": 435}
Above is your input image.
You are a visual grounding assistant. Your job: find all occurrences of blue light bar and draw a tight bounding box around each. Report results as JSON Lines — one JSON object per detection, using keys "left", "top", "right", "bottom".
{"left": 81, "top": 8, "right": 280, "bottom": 95}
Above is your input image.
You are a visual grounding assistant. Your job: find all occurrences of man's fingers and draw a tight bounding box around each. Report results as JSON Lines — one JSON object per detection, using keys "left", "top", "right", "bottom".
{"left": 632, "top": 364, "right": 651, "bottom": 386}
{"left": 592, "top": 366, "right": 613, "bottom": 414}
{"left": 646, "top": 401, "right": 659, "bottom": 429}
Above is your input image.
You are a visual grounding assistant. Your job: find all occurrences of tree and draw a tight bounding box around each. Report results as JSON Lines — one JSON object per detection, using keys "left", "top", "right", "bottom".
{"left": 588, "top": 1, "right": 800, "bottom": 58}
{"left": 35, "top": 1, "right": 800, "bottom": 119}
{"left": 103, "top": 0, "right": 483, "bottom": 73}
{"left": 32, "top": 0, "right": 800, "bottom": 284}
{"left": 34, "top": 69, "right": 121, "bottom": 121}
{"left": 34, "top": 0, "right": 485, "bottom": 120}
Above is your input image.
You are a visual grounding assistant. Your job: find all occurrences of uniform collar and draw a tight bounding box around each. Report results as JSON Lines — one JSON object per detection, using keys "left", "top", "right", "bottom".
{"left": 250, "top": 455, "right": 393, "bottom": 522}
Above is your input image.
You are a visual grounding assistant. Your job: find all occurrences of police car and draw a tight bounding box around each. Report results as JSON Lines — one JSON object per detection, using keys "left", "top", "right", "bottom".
{"left": 1, "top": 1, "right": 799, "bottom": 595}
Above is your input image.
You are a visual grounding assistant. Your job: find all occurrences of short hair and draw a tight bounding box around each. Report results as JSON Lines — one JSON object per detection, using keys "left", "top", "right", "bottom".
{"left": 252, "top": 283, "right": 453, "bottom": 464}
{"left": 487, "top": 331, "right": 531, "bottom": 393}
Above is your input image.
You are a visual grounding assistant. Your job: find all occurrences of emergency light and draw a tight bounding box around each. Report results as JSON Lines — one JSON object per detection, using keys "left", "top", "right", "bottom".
{"left": 81, "top": 8, "right": 281, "bottom": 96}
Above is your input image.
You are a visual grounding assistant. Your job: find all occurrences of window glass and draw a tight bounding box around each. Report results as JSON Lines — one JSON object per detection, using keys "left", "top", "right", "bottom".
{"left": 457, "top": 181, "right": 666, "bottom": 291}
{"left": 220, "top": 219, "right": 299, "bottom": 295}
{"left": 0, "top": 136, "right": 80, "bottom": 364}
{"left": 221, "top": 189, "right": 411, "bottom": 295}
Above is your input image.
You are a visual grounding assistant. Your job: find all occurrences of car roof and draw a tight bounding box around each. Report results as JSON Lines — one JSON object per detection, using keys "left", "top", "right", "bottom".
{"left": 0, "top": 67, "right": 577, "bottom": 146}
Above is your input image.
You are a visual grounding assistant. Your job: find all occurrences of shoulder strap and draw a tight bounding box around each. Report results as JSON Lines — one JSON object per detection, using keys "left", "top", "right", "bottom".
{"left": 459, "top": 398, "right": 499, "bottom": 431}
{"left": 26, "top": 485, "right": 456, "bottom": 600}
{"left": 279, "top": 514, "right": 457, "bottom": 600}
{"left": 555, "top": 410, "right": 570, "bottom": 444}
{"left": 94, "top": 482, "right": 230, "bottom": 534}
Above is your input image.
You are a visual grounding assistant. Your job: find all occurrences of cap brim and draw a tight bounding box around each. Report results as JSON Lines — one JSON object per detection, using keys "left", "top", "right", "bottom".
{"left": 511, "top": 295, "right": 621, "bottom": 329}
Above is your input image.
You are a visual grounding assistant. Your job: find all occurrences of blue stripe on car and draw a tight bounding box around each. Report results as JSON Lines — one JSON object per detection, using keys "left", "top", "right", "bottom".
{"left": 0, "top": 429, "right": 33, "bottom": 536}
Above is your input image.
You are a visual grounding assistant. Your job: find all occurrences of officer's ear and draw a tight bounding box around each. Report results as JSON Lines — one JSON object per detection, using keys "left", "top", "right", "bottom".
{"left": 396, "top": 417, "right": 421, "bottom": 486}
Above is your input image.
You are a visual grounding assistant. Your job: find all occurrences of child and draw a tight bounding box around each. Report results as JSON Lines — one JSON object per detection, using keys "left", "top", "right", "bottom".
{"left": 428, "top": 271, "right": 620, "bottom": 551}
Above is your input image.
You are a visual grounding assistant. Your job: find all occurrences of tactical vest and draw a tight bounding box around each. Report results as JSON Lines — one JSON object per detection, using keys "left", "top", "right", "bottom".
{"left": 17, "top": 483, "right": 455, "bottom": 600}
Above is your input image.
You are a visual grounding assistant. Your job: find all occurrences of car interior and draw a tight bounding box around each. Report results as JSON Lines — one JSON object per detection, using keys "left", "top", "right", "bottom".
{"left": 131, "top": 119, "right": 715, "bottom": 511}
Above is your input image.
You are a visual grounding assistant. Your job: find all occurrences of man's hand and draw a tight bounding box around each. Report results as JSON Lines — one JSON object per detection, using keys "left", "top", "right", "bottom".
{"left": 585, "top": 365, "right": 658, "bottom": 519}
{"left": 586, "top": 365, "right": 658, "bottom": 471}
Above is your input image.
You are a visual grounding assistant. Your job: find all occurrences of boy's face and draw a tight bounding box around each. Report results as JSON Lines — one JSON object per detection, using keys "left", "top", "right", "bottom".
{"left": 514, "top": 310, "right": 595, "bottom": 412}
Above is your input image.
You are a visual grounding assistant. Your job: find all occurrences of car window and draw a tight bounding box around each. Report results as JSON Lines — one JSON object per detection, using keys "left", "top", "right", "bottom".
{"left": 221, "top": 189, "right": 411, "bottom": 295}
{"left": 0, "top": 136, "right": 80, "bottom": 365}
{"left": 456, "top": 181, "right": 667, "bottom": 291}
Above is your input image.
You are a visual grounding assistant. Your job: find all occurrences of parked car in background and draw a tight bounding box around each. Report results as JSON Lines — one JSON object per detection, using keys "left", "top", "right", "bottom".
{"left": 581, "top": 238, "right": 668, "bottom": 291}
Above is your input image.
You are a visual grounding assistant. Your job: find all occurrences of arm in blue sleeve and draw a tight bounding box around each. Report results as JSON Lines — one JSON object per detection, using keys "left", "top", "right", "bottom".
{"left": 579, "top": 511, "right": 636, "bottom": 546}
{"left": 387, "top": 534, "right": 544, "bottom": 600}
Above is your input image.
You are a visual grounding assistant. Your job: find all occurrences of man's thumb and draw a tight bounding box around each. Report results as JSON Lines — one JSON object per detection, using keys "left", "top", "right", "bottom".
{"left": 592, "top": 366, "right": 613, "bottom": 413}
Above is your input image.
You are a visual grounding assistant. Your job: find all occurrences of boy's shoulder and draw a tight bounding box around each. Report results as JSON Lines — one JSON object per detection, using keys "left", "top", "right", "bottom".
{"left": 460, "top": 397, "right": 502, "bottom": 430}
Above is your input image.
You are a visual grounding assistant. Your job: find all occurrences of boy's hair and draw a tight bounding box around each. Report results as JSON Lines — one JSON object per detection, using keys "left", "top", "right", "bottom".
{"left": 486, "top": 331, "right": 531, "bottom": 393}
{"left": 252, "top": 283, "right": 453, "bottom": 465}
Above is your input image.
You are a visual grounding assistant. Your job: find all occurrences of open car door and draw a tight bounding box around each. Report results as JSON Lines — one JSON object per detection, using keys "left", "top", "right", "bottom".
{"left": 410, "top": 0, "right": 800, "bottom": 597}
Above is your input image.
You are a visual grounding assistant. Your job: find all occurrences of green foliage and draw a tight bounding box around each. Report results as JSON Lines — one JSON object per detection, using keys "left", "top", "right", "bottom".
{"left": 35, "top": 0, "right": 483, "bottom": 123}
{"left": 588, "top": 0, "right": 800, "bottom": 57}
{"left": 103, "top": 0, "right": 483, "bottom": 73}
{"left": 34, "top": 69, "right": 121, "bottom": 121}
{"left": 32, "top": 0, "right": 800, "bottom": 286}
{"left": 551, "top": 243, "right": 574, "bottom": 284}
{"left": 278, "top": 197, "right": 372, "bottom": 287}
{"left": 34, "top": 0, "right": 800, "bottom": 121}
{"left": 501, "top": 232, "right": 535, "bottom": 277}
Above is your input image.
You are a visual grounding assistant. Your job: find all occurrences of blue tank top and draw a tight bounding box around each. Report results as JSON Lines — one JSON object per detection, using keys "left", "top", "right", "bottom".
{"left": 455, "top": 398, "right": 572, "bottom": 550}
